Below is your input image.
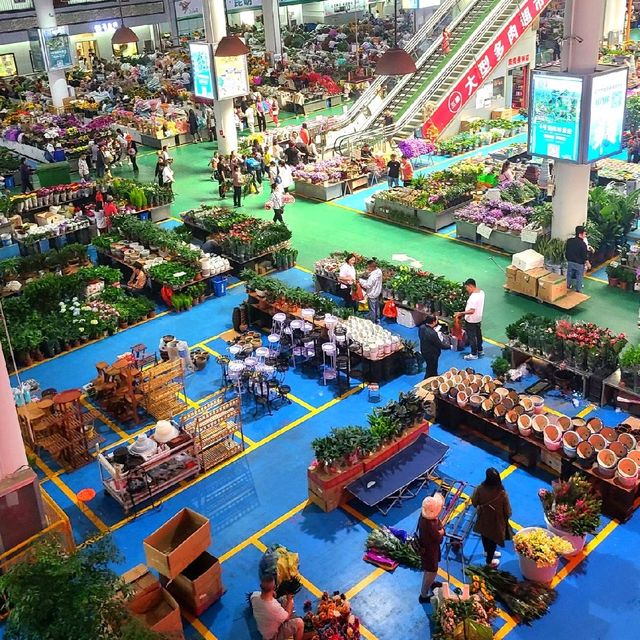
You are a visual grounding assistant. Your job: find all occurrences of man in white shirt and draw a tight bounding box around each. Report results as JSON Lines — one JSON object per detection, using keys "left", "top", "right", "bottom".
{"left": 456, "top": 278, "right": 485, "bottom": 360}
{"left": 359, "top": 258, "right": 383, "bottom": 324}
{"left": 250, "top": 577, "right": 303, "bottom": 640}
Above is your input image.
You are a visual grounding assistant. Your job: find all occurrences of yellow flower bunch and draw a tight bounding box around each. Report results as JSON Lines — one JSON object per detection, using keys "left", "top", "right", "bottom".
{"left": 514, "top": 528, "right": 573, "bottom": 567}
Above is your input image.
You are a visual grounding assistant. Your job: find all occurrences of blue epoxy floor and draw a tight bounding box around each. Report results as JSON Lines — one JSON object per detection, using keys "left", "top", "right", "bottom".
{"left": 6, "top": 274, "right": 640, "bottom": 639}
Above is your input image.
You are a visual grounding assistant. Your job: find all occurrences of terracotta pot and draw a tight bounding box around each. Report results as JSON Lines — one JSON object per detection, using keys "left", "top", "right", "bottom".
{"left": 609, "top": 441, "right": 628, "bottom": 459}
{"left": 587, "top": 417, "right": 604, "bottom": 433}
{"left": 576, "top": 426, "right": 591, "bottom": 442}
{"left": 601, "top": 427, "right": 617, "bottom": 443}
{"left": 456, "top": 391, "right": 468, "bottom": 408}
{"left": 532, "top": 414, "right": 549, "bottom": 439}
{"left": 562, "top": 430, "right": 580, "bottom": 457}
{"left": 557, "top": 415, "right": 572, "bottom": 432}
{"left": 571, "top": 417, "right": 587, "bottom": 430}
{"left": 469, "top": 394, "right": 483, "bottom": 410}
{"left": 530, "top": 395, "right": 545, "bottom": 414}
{"left": 596, "top": 449, "right": 618, "bottom": 478}
{"left": 505, "top": 410, "right": 519, "bottom": 433}
{"left": 576, "top": 441, "right": 595, "bottom": 468}
{"left": 588, "top": 433, "right": 607, "bottom": 451}
{"left": 627, "top": 450, "right": 640, "bottom": 466}
{"left": 520, "top": 397, "right": 534, "bottom": 413}
{"left": 494, "top": 404, "right": 507, "bottom": 423}
{"left": 518, "top": 414, "right": 533, "bottom": 437}
{"left": 481, "top": 399, "right": 494, "bottom": 416}
{"left": 617, "top": 457, "right": 638, "bottom": 488}
{"left": 543, "top": 425, "right": 562, "bottom": 451}
{"left": 502, "top": 397, "right": 515, "bottom": 411}
{"left": 618, "top": 432, "right": 636, "bottom": 451}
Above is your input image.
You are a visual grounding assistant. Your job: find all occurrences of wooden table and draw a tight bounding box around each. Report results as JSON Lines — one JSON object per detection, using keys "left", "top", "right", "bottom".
{"left": 436, "top": 396, "right": 640, "bottom": 522}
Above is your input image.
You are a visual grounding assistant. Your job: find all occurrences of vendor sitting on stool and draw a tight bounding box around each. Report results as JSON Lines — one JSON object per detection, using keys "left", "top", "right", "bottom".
{"left": 250, "top": 577, "right": 303, "bottom": 640}
{"left": 126, "top": 262, "right": 147, "bottom": 294}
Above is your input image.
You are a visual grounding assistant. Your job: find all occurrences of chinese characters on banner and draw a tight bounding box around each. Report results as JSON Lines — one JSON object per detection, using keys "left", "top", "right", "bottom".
{"left": 421, "top": 0, "right": 550, "bottom": 138}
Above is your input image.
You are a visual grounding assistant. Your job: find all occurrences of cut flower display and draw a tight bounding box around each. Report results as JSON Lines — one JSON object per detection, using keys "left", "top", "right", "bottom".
{"left": 513, "top": 528, "right": 573, "bottom": 567}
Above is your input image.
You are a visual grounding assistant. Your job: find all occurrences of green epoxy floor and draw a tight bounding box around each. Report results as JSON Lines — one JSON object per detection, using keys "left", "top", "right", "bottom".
{"left": 114, "top": 139, "right": 640, "bottom": 344}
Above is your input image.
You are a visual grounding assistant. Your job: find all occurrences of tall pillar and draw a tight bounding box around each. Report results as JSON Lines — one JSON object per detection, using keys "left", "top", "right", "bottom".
{"left": 34, "top": 0, "right": 70, "bottom": 108}
{"left": 262, "top": 0, "right": 282, "bottom": 56}
{"left": 551, "top": 0, "right": 606, "bottom": 239}
{"left": 202, "top": 0, "right": 239, "bottom": 155}
{"left": 0, "top": 350, "right": 28, "bottom": 480}
{"left": 603, "top": 0, "right": 625, "bottom": 43}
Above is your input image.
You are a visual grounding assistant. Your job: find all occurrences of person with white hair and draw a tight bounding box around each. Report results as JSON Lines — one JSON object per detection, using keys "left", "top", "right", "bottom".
{"left": 416, "top": 493, "right": 445, "bottom": 603}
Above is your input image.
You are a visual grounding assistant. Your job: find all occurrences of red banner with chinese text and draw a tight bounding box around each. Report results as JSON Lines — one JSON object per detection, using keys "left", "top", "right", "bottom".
{"left": 421, "top": 0, "right": 551, "bottom": 138}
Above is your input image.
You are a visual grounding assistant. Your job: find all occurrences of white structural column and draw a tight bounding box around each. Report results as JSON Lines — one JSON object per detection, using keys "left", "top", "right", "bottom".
{"left": 202, "top": 0, "right": 239, "bottom": 155}
{"left": 34, "top": 0, "right": 69, "bottom": 108}
{"left": 603, "top": 0, "right": 625, "bottom": 42}
{"left": 0, "top": 349, "right": 28, "bottom": 481}
{"left": 551, "top": 0, "right": 606, "bottom": 239}
{"left": 262, "top": 0, "right": 283, "bottom": 56}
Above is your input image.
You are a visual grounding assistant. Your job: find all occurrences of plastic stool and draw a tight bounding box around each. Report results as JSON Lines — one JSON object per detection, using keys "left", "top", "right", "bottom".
{"left": 267, "top": 333, "right": 281, "bottom": 357}
{"left": 272, "top": 312, "right": 287, "bottom": 337}
{"left": 322, "top": 342, "right": 337, "bottom": 384}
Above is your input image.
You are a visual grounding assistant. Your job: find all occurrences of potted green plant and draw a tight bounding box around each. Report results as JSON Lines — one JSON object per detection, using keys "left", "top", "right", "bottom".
{"left": 491, "top": 356, "right": 510, "bottom": 380}
{"left": 606, "top": 263, "right": 622, "bottom": 287}
{"left": 401, "top": 339, "right": 421, "bottom": 374}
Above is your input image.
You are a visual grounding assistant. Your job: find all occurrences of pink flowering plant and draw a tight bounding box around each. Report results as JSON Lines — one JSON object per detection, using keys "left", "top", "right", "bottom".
{"left": 539, "top": 476, "right": 602, "bottom": 537}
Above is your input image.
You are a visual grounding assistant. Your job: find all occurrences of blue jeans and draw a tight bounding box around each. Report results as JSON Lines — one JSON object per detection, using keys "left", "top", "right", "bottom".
{"left": 388, "top": 176, "right": 399, "bottom": 188}
{"left": 368, "top": 296, "right": 381, "bottom": 324}
{"left": 566, "top": 261, "right": 585, "bottom": 291}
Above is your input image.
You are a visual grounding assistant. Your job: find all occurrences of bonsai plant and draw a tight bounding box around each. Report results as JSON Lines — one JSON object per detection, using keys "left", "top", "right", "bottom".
{"left": 491, "top": 356, "right": 510, "bottom": 380}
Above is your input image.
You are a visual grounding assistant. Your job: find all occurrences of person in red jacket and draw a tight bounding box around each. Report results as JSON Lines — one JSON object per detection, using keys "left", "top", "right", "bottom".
{"left": 103, "top": 195, "right": 118, "bottom": 230}
{"left": 417, "top": 493, "right": 445, "bottom": 603}
{"left": 299, "top": 122, "right": 310, "bottom": 146}
{"left": 400, "top": 155, "right": 414, "bottom": 186}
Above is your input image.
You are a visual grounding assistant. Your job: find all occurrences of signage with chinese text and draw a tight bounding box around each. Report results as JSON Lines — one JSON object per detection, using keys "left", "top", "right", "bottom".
{"left": 93, "top": 21, "right": 119, "bottom": 33}
{"left": 176, "top": 0, "right": 203, "bottom": 17}
{"left": 585, "top": 67, "right": 627, "bottom": 162}
{"left": 189, "top": 42, "right": 215, "bottom": 101}
{"left": 0, "top": 54, "right": 17, "bottom": 78}
{"left": 528, "top": 71, "right": 583, "bottom": 162}
{"left": 213, "top": 53, "right": 249, "bottom": 100}
{"left": 226, "top": 0, "right": 262, "bottom": 10}
{"left": 507, "top": 53, "right": 530, "bottom": 68}
{"left": 421, "top": 0, "right": 550, "bottom": 138}
{"left": 27, "top": 28, "right": 46, "bottom": 73}
{"left": 42, "top": 26, "right": 73, "bottom": 70}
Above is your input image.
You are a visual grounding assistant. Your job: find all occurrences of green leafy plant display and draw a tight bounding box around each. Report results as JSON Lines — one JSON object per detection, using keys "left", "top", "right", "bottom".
{"left": 491, "top": 357, "right": 510, "bottom": 379}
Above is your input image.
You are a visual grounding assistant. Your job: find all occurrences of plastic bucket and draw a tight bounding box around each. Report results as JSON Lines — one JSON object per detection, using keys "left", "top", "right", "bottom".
{"left": 4, "top": 175, "right": 15, "bottom": 189}
{"left": 213, "top": 275, "right": 228, "bottom": 297}
{"left": 138, "top": 210, "right": 150, "bottom": 221}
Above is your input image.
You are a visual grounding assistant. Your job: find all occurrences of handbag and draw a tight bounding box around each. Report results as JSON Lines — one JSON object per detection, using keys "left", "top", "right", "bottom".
{"left": 351, "top": 282, "right": 365, "bottom": 302}
{"left": 382, "top": 299, "right": 397, "bottom": 319}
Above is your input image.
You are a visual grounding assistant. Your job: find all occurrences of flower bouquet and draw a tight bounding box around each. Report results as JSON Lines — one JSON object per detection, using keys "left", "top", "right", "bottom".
{"left": 539, "top": 476, "right": 601, "bottom": 552}
{"left": 513, "top": 527, "right": 573, "bottom": 582}
{"left": 433, "top": 595, "right": 494, "bottom": 640}
{"left": 303, "top": 592, "right": 360, "bottom": 640}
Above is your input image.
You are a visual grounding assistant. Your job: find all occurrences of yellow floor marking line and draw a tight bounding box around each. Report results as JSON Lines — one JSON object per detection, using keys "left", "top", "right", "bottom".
{"left": 585, "top": 275, "right": 608, "bottom": 284}
{"left": 577, "top": 404, "right": 595, "bottom": 418}
{"left": 500, "top": 464, "right": 518, "bottom": 480}
{"left": 484, "top": 337, "right": 505, "bottom": 347}
{"left": 286, "top": 393, "right": 317, "bottom": 412}
{"left": 177, "top": 392, "right": 199, "bottom": 410}
{"left": 345, "top": 567, "right": 386, "bottom": 600}
{"left": 220, "top": 500, "right": 309, "bottom": 563}
{"left": 237, "top": 430, "right": 256, "bottom": 447}
{"left": 341, "top": 503, "right": 380, "bottom": 531}
{"left": 185, "top": 615, "right": 219, "bottom": 640}
{"left": 550, "top": 518, "right": 619, "bottom": 588}
{"left": 199, "top": 343, "right": 222, "bottom": 357}
{"left": 195, "top": 387, "right": 227, "bottom": 405}
{"left": 545, "top": 406, "right": 563, "bottom": 417}
{"left": 34, "top": 455, "right": 108, "bottom": 533}
{"left": 294, "top": 264, "right": 314, "bottom": 274}
{"left": 509, "top": 519, "right": 522, "bottom": 531}
{"left": 494, "top": 617, "right": 517, "bottom": 640}
{"left": 228, "top": 280, "right": 246, "bottom": 290}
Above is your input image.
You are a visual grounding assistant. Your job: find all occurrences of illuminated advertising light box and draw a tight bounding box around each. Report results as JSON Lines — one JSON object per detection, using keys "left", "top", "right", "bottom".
{"left": 213, "top": 53, "right": 249, "bottom": 100}
{"left": 189, "top": 42, "right": 215, "bottom": 101}
{"left": 528, "top": 70, "right": 584, "bottom": 163}
{"left": 42, "top": 26, "right": 73, "bottom": 70}
{"left": 0, "top": 54, "right": 17, "bottom": 78}
{"left": 585, "top": 66, "right": 628, "bottom": 162}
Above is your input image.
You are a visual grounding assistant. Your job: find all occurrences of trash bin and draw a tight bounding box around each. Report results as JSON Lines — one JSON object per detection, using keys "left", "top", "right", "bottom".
{"left": 138, "top": 210, "right": 150, "bottom": 221}
{"left": 4, "top": 175, "right": 15, "bottom": 189}
{"left": 36, "top": 161, "right": 71, "bottom": 188}
{"left": 213, "top": 275, "right": 228, "bottom": 297}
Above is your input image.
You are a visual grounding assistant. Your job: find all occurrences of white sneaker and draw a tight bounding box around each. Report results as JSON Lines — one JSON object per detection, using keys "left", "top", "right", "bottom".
{"left": 464, "top": 354, "right": 478, "bottom": 360}
{"left": 493, "top": 551, "right": 501, "bottom": 558}
{"left": 489, "top": 559, "right": 500, "bottom": 568}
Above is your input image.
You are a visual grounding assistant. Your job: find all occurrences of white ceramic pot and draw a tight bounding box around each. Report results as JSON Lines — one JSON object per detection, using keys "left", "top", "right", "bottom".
{"left": 544, "top": 516, "right": 586, "bottom": 556}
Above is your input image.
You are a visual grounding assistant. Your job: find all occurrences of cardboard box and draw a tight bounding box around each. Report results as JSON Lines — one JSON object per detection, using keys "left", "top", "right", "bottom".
{"left": 143, "top": 508, "right": 211, "bottom": 579}
{"left": 538, "top": 273, "right": 567, "bottom": 303}
{"left": 512, "top": 249, "right": 544, "bottom": 272}
{"left": 168, "top": 552, "right": 222, "bottom": 602}
{"left": 505, "top": 265, "right": 518, "bottom": 286}
{"left": 122, "top": 565, "right": 184, "bottom": 639}
{"left": 516, "top": 268, "right": 549, "bottom": 298}
{"left": 167, "top": 583, "right": 224, "bottom": 616}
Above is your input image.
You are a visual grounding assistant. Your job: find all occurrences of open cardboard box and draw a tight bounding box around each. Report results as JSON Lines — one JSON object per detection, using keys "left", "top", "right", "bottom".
{"left": 143, "top": 508, "right": 211, "bottom": 579}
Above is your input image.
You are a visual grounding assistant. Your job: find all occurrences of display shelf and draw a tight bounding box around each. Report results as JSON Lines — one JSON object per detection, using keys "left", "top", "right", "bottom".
{"left": 141, "top": 360, "right": 185, "bottom": 420}
{"left": 436, "top": 397, "right": 640, "bottom": 522}
{"left": 98, "top": 435, "right": 199, "bottom": 513}
{"left": 600, "top": 369, "right": 640, "bottom": 408}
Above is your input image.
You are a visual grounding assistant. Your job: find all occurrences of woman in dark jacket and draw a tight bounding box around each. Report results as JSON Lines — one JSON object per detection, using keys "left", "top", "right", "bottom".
{"left": 188, "top": 109, "right": 202, "bottom": 143}
{"left": 472, "top": 468, "right": 512, "bottom": 567}
{"left": 417, "top": 493, "right": 445, "bottom": 603}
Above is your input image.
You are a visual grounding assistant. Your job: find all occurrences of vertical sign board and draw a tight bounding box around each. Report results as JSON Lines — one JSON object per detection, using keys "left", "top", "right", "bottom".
{"left": 585, "top": 67, "right": 628, "bottom": 162}
{"left": 213, "top": 54, "right": 249, "bottom": 100}
{"left": 189, "top": 42, "right": 216, "bottom": 101}
{"left": 528, "top": 71, "right": 584, "bottom": 162}
{"left": 41, "top": 26, "right": 73, "bottom": 70}
{"left": 27, "top": 29, "right": 46, "bottom": 73}
{"left": 421, "top": 0, "right": 551, "bottom": 137}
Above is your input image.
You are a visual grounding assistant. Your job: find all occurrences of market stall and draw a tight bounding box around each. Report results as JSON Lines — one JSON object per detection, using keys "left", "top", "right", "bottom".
{"left": 293, "top": 157, "right": 371, "bottom": 201}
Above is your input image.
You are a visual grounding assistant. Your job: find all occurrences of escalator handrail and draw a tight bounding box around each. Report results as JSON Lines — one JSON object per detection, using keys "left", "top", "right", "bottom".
{"left": 335, "top": 0, "right": 463, "bottom": 131}
{"left": 335, "top": 0, "right": 520, "bottom": 154}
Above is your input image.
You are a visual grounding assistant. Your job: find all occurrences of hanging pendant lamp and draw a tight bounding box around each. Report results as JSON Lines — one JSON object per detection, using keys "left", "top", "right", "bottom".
{"left": 215, "top": 35, "right": 250, "bottom": 57}
{"left": 112, "top": 0, "right": 139, "bottom": 46}
{"left": 376, "top": 0, "right": 415, "bottom": 76}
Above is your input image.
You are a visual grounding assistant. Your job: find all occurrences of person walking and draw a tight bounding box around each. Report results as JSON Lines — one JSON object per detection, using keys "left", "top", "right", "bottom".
{"left": 217, "top": 157, "right": 229, "bottom": 199}
{"left": 162, "top": 159, "right": 175, "bottom": 193}
{"left": 565, "top": 225, "right": 590, "bottom": 292}
{"left": 127, "top": 138, "right": 139, "bottom": 173}
{"left": 232, "top": 165, "right": 244, "bottom": 207}
{"left": 419, "top": 314, "right": 443, "bottom": 379}
{"left": 471, "top": 468, "right": 513, "bottom": 568}
{"left": 278, "top": 161, "right": 294, "bottom": 193}
{"left": 245, "top": 102, "right": 256, "bottom": 134}
{"left": 188, "top": 108, "right": 202, "bottom": 143}
{"left": 359, "top": 258, "right": 383, "bottom": 324}
{"left": 268, "top": 182, "right": 286, "bottom": 223}
{"left": 456, "top": 278, "right": 485, "bottom": 360}
{"left": 19, "top": 158, "right": 34, "bottom": 193}
{"left": 270, "top": 98, "right": 280, "bottom": 127}
{"left": 387, "top": 153, "right": 400, "bottom": 188}
{"left": 256, "top": 98, "right": 267, "bottom": 132}
{"left": 416, "top": 493, "right": 444, "bottom": 604}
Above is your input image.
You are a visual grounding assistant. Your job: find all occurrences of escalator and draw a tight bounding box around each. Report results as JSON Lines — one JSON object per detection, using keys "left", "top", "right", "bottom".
{"left": 333, "top": 0, "right": 542, "bottom": 155}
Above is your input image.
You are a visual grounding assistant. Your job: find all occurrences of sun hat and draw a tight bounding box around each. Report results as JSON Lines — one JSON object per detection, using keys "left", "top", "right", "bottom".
{"left": 421, "top": 493, "right": 444, "bottom": 519}
{"left": 128, "top": 433, "right": 158, "bottom": 457}
{"left": 153, "top": 420, "right": 179, "bottom": 444}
